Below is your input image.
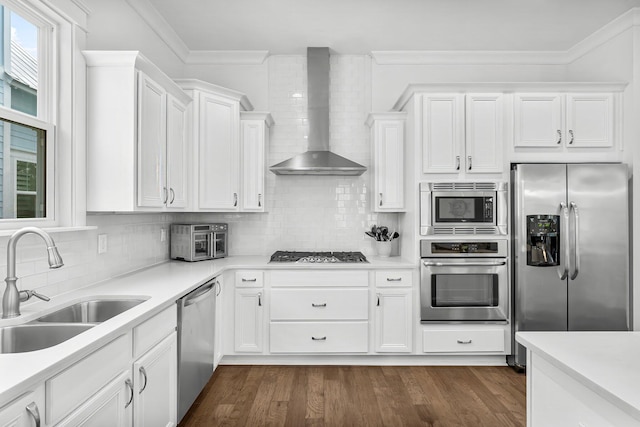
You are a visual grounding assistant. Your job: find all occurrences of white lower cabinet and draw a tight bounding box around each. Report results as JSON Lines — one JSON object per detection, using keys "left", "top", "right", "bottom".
{"left": 234, "top": 271, "right": 265, "bottom": 353}
{"left": 213, "top": 276, "right": 224, "bottom": 370}
{"left": 423, "top": 329, "right": 505, "bottom": 353}
{"left": 56, "top": 371, "right": 132, "bottom": 427}
{"left": 0, "top": 386, "right": 44, "bottom": 427}
{"left": 374, "top": 270, "right": 413, "bottom": 353}
{"left": 269, "top": 270, "right": 369, "bottom": 354}
{"left": 133, "top": 332, "right": 177, "bottom": 427}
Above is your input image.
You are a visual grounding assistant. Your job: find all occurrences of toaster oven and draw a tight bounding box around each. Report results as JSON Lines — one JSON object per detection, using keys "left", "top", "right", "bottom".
{"left": 170, "top": 223, "right": 228, "bottom": 261}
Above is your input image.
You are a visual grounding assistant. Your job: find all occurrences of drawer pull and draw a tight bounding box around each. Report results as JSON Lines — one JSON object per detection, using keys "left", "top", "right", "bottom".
{"left": 242, "top": 278, "right": 257, "bottom": 282}
{"left": 311, "top": 303, "right": 327, "bottom": 308}
{"left": 457, "top": 339, "right": 473, "bottom": 344}
{"left": 311, "top": 336, "right": 327, "bottom": 341}
{"left": 386, "top": 277, "right": 402, "bottom": 282}
{"left": 25, "top": 402, "right": 41, "bottom": 427}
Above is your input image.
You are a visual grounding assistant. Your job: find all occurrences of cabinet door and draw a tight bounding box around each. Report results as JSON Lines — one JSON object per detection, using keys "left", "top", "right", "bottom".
{"left": 373, "top": 119, "right": 404, "bottom": 211}
{"left": 514, "top": 93, "right": 563, "bottom": 147}
{"left": 422, "top": 94, "right": 464, "bottom": 174}
{"left": 565, "top": 93, "right": 614, "bottom": 148}
{"left": 133, "top": 332, "right": 177, "bottom": 427}
{"left": 56, "top": 371, "right": 132, "bottom": 427}
{"left": 137, "top": 71, "right": 167, "bottom": 208}
{"left": 374, "top": 288, "right": 412, "bottom": 353}
{"left": 240, "top": 120, "right": 265, "bottom": 211}
{"left": 198, "top": 92, "right": 240, "bottom": 210}
{"left": 166, "top": 94, "right": 189, "bottom": 209}
{"left": 465, "top": 94, "right": 504, "bottom": 174}
{"left": 234, "top": 287, "right": 264, "bottom": 353}
{"left": 0, "top": 387, "right": 44, "bottom": 427}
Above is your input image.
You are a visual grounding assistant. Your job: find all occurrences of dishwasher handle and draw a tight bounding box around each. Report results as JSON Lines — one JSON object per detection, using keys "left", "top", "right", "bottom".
{"left": 184, "top": 281, "right": 215, "bottom": 307}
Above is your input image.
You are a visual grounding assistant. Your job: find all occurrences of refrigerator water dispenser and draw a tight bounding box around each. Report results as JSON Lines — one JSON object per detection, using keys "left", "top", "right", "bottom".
{"left": 527, "top": 215, "right": 559, "bottom": 267}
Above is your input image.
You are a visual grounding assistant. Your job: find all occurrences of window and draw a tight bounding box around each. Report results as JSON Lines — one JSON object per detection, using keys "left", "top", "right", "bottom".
{"left": 0, "top": 1, "right": 54, "bottom": 225}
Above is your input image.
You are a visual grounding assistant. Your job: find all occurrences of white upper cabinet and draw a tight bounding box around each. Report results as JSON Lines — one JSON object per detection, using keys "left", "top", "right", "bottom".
{"left": 366, "top": 112, "right": 406, "bottom": 212}
{"left": 241, "top": 112, "right": 274, "bottom": 212}
{"left": 422, "top": 93, "right": 503, "bottom": 175}
{"left": 514, "top": 92, "right": 617, "bottom": 150}
{"left": 176, "top": 80, "right": 271, "bottom": 212}
{"left": 84, "top": 51, "right": 192, "bottom": 212}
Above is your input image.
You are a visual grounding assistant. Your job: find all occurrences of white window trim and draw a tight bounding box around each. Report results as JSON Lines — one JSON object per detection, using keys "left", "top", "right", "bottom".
{"left": 0, "top": 0, "right": 89, "bottom": 231}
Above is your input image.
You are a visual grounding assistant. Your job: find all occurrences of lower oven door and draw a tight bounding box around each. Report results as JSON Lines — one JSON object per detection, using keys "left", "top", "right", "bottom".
{"left": 421, "top": 257, "right": 508, "bottom": 322}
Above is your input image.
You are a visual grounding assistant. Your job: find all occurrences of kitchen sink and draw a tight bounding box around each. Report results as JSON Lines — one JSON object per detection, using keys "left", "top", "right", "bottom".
{"left": 35, "top": 298, "right": 147, "bottom": 324}
{"left": 0, "top": 323, "right": 95, "bottom": 354}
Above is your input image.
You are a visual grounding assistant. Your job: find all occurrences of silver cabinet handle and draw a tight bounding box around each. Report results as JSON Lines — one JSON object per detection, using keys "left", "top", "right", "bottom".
{"left": 215, "top": 279, "right": 221, "bottom": 296}
{"left": 568, "top": 130, "right": 574, "bottom": 144}
{"left": 258, "top": 292, "right": 262, "bottom": 307}
{"left": 457, "top": 339, "right": 472, "bottom": 344}
{"left": 125, "top": 379, "right": 134, "bottom": 408}
{"left": 25, "top": 402, "right": 40, "bottom": 427}
{"left": 379, "top": 193, "right": 383, "bottom": 207}
{"left": 311, "top": 303, "right": 327, "bottom": 307}
{"left": 455, "top": 156, "right": 460, "bottom": 170}
{"left": 163, "top": 187, "right": 168, "bottom": 204}
{"left": 139, "top": 366, "right": 148, "bottom": 394}
{"left": 258, "top": 193, "right": 262, "bottom": 207}
{"left": 570, "top": 202, "right": 580, "bottom": 280}
{"left": 556, "top": 130, "right": 562, "bottom": 144}
{"left": 311, "top": 336, "right": 327, "bottom": 341}
{"left": 376, "top": 293, "right": 380, "bottom": 307}
{"left": 467, "top": 156, "right": 472, "bottom": 170}
{"left": 242, "top": 278, "right": 257, "bottom": 282}
{"left": 169, "top": 188, "right": 175, "bottom": 204}
{"left": 386, "top": 277, "right": 402, "bottom": 282}
{"left": 233, "top": 192, "right": 238, "bottom": 207}
{"left": 558, "top": 202, "right": 569, "bottom": 280}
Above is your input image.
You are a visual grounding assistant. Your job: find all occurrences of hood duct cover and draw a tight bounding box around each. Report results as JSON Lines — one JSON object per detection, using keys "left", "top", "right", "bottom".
{"left": 270, "top": 47, "right": 367, "bottom": 176}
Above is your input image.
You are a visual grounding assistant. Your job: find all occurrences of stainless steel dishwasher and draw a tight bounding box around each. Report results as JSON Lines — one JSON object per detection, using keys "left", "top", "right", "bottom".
{"left": 177, "top": 278, "right": 216, "bottom": 422}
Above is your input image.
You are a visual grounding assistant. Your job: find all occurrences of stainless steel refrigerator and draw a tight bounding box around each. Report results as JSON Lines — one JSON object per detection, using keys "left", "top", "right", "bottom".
{"left": 509, "top": 163, "right": 630, "bottom": 369}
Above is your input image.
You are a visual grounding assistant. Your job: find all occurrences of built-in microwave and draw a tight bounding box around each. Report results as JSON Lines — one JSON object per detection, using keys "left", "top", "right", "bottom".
{"left": 420, "top": 182, "right": 507, "bottom": 236}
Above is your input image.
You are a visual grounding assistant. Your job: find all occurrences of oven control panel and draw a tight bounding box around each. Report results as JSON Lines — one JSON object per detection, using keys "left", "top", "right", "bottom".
{"left": 420, "top": 239, "right": 508, "bottom": 257}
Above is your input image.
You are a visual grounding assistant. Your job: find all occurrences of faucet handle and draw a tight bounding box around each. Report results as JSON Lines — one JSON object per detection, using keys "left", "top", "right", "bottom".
{"left": 19, "top": 290, "right": 51, "bottom": 302}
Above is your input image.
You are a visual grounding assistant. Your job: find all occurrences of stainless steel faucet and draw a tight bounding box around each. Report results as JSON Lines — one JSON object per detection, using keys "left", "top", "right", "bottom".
{"left": 1, "top": 227, "right": 64, "bottom": 319}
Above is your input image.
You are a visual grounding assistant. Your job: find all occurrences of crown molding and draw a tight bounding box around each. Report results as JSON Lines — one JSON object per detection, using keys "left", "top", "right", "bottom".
{"left": 186, "top": 50, "right": 269, "bottom": 65}
{"left": 124, "top": 0, "right": 189, "bottom": 62}
{"left": 373, "top": 7, "right": 640, "bottom": 66}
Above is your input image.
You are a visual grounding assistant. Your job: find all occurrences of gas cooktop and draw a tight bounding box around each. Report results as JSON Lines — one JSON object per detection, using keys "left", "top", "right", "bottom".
{"left": 270, "top": 251, "right": 368, "bottom": 263}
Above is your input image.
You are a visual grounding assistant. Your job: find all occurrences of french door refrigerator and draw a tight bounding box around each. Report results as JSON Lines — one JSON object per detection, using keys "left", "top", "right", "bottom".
{"left": 509, "top": 163, "right": 630, "bottom": 369}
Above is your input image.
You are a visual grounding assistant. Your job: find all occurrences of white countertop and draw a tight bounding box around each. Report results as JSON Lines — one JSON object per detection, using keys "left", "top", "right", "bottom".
{"left": 0, "top": 255, "right": 415, "bottom": 406}
{"left": 516, "top": 331, "right": 640, "bottom": 420}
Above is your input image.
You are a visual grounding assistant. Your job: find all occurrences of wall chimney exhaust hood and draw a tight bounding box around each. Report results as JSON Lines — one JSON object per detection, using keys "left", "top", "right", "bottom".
{"left": 270, "top": 47, "right": 366, "bottom": 176}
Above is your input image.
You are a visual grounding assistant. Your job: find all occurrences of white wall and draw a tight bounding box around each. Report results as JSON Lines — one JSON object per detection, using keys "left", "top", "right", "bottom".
{"left": 83, "top": 0, "right": 184, "bottom": 77}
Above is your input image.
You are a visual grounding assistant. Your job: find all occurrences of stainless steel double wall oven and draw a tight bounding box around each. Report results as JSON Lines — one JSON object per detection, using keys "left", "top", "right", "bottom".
{"left": 419, "top": 181, "right": 509, "bottom": 323}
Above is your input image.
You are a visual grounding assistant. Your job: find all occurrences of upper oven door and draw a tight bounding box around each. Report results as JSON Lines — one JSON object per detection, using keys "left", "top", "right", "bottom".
{"left": 420, "top": 258, "right": 508, "bottom": 322}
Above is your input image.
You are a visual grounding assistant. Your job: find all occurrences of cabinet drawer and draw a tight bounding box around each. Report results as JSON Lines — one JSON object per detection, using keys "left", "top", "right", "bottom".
{"left": 235, "top": 270, "right": 264, "bottom": 287}
{"left": 374, "top": 270, "right": 413, "bottom": 287}
{"left": 133, "top": 304, "right": 177, "bottom": 358}
{"left": 270, "top": 270, "right": 368, "bottom": 287}
{"left": 423, "top": 329, "right": 504, "bottom": 353}
{"left": 46, "top": 333, "right": 131, "bottom": 424}
{"left": 271, "top": 288, "right": 368, "bottom": 320}
{"left": 270, "top": 322, "right": 368, "bottom": 353}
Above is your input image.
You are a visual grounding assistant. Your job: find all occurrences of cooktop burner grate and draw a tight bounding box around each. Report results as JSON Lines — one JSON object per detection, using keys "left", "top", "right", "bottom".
{"left": 270, "top": 251, "right": 368, "bottom": 263}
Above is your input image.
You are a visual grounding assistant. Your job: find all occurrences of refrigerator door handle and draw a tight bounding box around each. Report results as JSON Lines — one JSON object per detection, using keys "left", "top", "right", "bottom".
{"left": 570, "top": 202, "right": 580, "bottom": 280}
{"left": 558, "top": 202, "right": 569, "bottom": 280}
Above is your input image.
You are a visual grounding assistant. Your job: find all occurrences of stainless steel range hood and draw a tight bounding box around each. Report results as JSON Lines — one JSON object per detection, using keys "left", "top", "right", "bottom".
{"left": 270, "top": 47, "right": 366, "bottom": 176}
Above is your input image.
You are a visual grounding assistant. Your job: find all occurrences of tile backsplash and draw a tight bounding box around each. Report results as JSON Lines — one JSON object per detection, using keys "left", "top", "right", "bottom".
{"left": 183, "top": 54, "right": 398, "bottom": 255}
{"left": 0, "top": 54, "right": 398, "bottom": 307}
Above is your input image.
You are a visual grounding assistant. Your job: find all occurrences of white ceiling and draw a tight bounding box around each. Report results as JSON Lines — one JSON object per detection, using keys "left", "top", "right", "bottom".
{"left": 146, "top": 0, "right": 640, "bottom": 55}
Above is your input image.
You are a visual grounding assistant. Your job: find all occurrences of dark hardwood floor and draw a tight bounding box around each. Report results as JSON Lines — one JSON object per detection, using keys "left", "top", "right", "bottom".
{"left": 179, "top": 365, "right": 526, "bottom": 427}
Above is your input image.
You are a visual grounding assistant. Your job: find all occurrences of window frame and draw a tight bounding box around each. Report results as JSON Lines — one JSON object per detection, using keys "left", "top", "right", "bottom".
{"left": 0, "top": 0, "right": 57, "bottom": 229}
